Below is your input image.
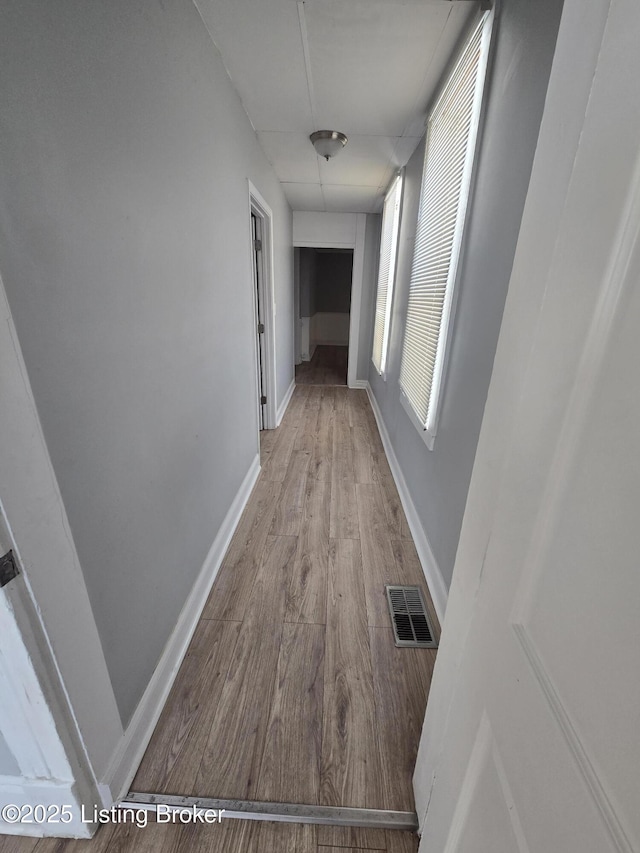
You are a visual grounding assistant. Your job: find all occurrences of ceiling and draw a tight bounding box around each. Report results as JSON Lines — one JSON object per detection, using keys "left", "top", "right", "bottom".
{"left": 193, "top": 0, "right": 477, "bottom": 213}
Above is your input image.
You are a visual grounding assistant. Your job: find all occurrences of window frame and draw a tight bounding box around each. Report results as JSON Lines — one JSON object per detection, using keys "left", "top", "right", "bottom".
{"left": 372, "top": 172, "right": 404, "bottom": 378}
{"left": 399, "top": 7, "right": 494, "bottom": 450}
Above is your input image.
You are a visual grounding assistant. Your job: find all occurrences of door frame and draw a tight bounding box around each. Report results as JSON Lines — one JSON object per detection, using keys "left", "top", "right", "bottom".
{"left": 248, "top": 181, "right": 277, "bottom": 430}
{"left": 293, "top": 248, "right": 302, "bottom": 366}
{"left": 0, "top": 273, "right": 119, "bottom": 837}
{"left": 413, "top": 0, "right": 635, "bottom": 845}
{"left": 0, "top": 539, "right": 99, "bottom": 838}
{"left": 251, "top": 211, "right": 267, "bottom": 430}
{"left": 293, "top": 213, "right": 366, "bottom": 389}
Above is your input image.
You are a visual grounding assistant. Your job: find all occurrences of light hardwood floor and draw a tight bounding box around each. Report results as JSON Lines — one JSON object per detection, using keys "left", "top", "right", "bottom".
{"left": 0, "top": 386, "right": 434, "bottom": 851}
{"left": 130, "top": 385, "right": 439, "bottom": 810}
{"left": 295, "top": 345, "right": 348, "bottom": 386}
{"left": 0, "top": 818, "right": 419, "bottom": 852}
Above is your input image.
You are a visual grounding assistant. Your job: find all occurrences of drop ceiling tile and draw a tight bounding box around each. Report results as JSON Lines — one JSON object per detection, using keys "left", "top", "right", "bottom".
{"left": 195, "top": 0, "right": 476, "bottom": 208}
{"left": 317, "top": 135, "right": 398, "bottom": 187}
{"left": 321, "top": 184, "right": 381, "bottom": 214}
{"left": 305, "top": 0, "right": 468, "bottom": 136}
{"left": 193, "top": 0, "right": 313, "bottom": 131}
{"left": 281, "top": 182, "right": 325, "bottom": 212}
{"left": 257, "top": 132, "right": 321, "bottom": 183}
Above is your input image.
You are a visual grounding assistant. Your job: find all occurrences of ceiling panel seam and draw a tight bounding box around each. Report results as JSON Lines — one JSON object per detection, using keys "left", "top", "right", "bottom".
{"left": 297, "top": 0, "right": 323, "bottom": 193}
{"left": 191, "top": 0, "right": 258, "bottom": 133}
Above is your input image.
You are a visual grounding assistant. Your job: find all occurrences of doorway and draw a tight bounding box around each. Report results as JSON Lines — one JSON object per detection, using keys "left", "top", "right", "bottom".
{"left": 251, "top": 212, "right": 267, "bottom": 429}
{"left": 294, "top": 247, "right": 353, "bottom": 386}
{"left": 248, "top": 182, "right": 276, "bottom": 431}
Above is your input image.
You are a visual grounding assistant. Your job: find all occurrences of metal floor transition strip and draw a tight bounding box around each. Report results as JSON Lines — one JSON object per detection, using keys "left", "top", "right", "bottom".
{"left": 122, "top": 792, "right": 418, "bottom": 831}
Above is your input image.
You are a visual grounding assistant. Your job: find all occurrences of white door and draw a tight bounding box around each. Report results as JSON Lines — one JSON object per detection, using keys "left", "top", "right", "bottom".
{"left": 0, "top": 515, "right": 91, "bottom": 837}
{"left": 0, "top": 276, "right": 106, "bottom": 837}
{"left": 414, "top": 1, "right": 640, "bottom": 851}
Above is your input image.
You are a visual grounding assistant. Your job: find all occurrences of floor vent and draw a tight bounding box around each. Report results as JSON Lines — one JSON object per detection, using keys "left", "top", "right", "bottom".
{"left": 386, "top": 585, "right": 438, "bottom": 648}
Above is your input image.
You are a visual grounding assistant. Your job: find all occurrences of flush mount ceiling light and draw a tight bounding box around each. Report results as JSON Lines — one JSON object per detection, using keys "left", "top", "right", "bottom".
{"left": 310, "top": 130, "right": 348, "bottom": 161}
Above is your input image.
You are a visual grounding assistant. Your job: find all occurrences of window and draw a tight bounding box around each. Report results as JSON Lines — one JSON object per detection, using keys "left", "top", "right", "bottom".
{"left": 399, "top": 9, "right": 493, "bottom": 447}
{"left": 372, "top": 173, "right": 403, "bottom": 376}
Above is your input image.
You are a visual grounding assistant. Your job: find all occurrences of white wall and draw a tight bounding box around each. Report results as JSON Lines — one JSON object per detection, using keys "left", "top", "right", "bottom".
{"left": 293, "top": 212, "right": 359, "bottom": 248}
{"left": 311, "top": 312, "right": 350, "bottom": 347}
{"left": 0, "top": 0, "right": 293, "bottom": 747}
{"left": 366, "top": 0, "right": 564, "bottom": 594}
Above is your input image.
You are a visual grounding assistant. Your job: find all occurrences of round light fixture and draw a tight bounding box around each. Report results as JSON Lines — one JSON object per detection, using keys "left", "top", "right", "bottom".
{"left": 310, "top": 130, "right": 348, "bottom": 161}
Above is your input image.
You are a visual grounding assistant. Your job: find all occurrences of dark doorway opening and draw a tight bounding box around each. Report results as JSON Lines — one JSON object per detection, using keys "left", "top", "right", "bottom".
{"left": 294, "top": 247, "right": 353, "bottom": 386}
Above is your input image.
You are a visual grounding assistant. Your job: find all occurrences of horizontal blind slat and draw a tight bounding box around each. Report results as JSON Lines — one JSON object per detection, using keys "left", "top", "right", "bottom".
{"left": 400, "top": 12, "right": 490, "bottom": 431}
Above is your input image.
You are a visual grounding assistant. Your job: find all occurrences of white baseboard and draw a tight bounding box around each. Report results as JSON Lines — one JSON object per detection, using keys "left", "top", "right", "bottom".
{"left": 349, "top": 379, "right": 369, "bottom": 389}
{"left": 365, "top": 383, "right": 448, "bottom": 624}
{"left": 276, "top": 379, "right": 296, "bottom": 426}
{"left": 101, "top": 454, "right": 261, "bottom": 804}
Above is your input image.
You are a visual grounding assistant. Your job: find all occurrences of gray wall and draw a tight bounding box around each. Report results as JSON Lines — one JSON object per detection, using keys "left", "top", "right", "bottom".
{"left": 0, "top": 0, "right": 293, "bottom": 724}
{"left": 315, "top": 252, "right": 353, "bottom": 314}
{"left": 299, "top": 249, "right": 353, "bottom": 317}
{"left": 367, "top": 0, "right": 564, "bottom": 588}
{"left": 0, "top": 730, "right": 19, "bottom": 776}
{"left": 294, "top": 247, "right": 302, "bottom": 364}
{"left": 299, "top": 248, "right": 317, "bottom": 318}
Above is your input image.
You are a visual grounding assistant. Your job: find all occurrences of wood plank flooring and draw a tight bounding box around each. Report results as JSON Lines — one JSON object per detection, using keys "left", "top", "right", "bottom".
{"left": 320, "top": 539, "right": 382, "bottom": 808}
{"left": 132, "top": 384, "right": 439, "bottom": 811}
{"left": 0, "top": 820, "right": 419, "bottom": 853}
{"left": 296, "top": 345, "right": 348, "bottom": 386}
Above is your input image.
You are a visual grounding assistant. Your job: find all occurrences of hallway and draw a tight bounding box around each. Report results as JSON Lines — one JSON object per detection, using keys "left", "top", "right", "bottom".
{"left": 131, "top": 386, "right": 438, "bottom": 811}
{"left": 2, "top": 0, "right": 635, "bottom": 849}
{"left": 295, "top": 345, "right": 348, "bottom": 386}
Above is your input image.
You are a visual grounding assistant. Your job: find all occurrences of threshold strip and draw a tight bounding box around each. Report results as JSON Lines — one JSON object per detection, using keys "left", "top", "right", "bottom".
{"left": 122, "top": 792, "right": 418, "bottom": 831}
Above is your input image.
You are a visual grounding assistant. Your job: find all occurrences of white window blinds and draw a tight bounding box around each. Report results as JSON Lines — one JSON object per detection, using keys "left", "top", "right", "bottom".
{"left": 399, "top": 10, "right": 493, "bottom": 440}
{"left": 372, "top": 174, "right": 403, "bottom": 375}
